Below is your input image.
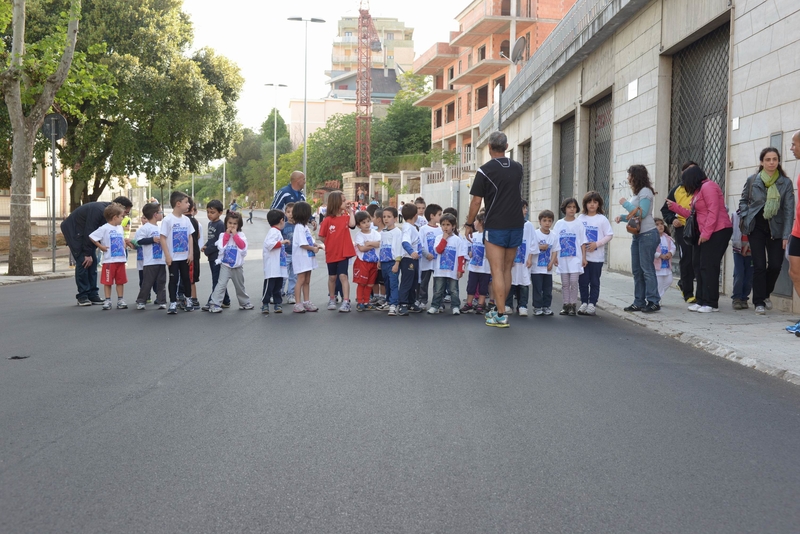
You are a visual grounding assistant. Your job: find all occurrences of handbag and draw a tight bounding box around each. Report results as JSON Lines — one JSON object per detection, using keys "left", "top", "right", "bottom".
{"left": 684, "top": 208, "right": 700, "bottom": 246}
{"left": 626, "top": 207, "right": 643, "bottom": 235}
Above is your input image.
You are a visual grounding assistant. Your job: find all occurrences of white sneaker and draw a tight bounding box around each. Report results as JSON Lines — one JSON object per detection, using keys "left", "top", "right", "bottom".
{"left": 388, "top": 305, "right": 397, "bottom": 316}
{"left": 688, "top": 303, "right": 701, "bottom": 312}
{"left": 286, "top": 295, "right": 296, "bottom": 304}
{"left": 697, "top": 305, "right": 719, "bottom": 313}
{"left": 586, "top": 304, "right": 596, "bottom": 315}
{"left": 452, "top": 307, "right": 460, "bottom": 315}
{"left": 444, "top": 295, "right": 451, "bottom": 303}
{"left": 136, "top": 302, "right": 146, "bottom": 310}
{"left": 755, "top": 305, "right": 766, "bottom": 315}
{"left": 518, "top": 307, "right": 528, "bottom": 316}
{"left": 505, "top": 306, "right": 514, "bottom": 314}
{"left": 427, "top": 306, "right": 438, "bottom": 314}
{"left": 327, "top": 299, "right": 337, "bottom": 311}
{"left": 533, "top": 308, "right": 543, "bottom": 316}
{"left": 764, "top": 298, "right": 773, "bottom": 310}
{"left": 577, "top": 303, "right": 588, "bottom": 315}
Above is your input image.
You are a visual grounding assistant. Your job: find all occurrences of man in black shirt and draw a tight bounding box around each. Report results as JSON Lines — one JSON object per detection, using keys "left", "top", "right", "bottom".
{"left": 465, "top": 131, "right": 524, "bottom": 328}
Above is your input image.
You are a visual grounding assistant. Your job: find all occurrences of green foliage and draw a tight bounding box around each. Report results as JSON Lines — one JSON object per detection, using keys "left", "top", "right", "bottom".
{"left": 261, "top": 108, "right": 287, "bottom": 142}
{"left": 306, "top": 112, "right": 356, "bottom": 190}
{"left": 275, "top": 146, "right": 303, "bottom": 191}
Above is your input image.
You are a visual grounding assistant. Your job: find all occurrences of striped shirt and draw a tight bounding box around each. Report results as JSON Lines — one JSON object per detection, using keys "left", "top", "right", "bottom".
{"left": 271, "top": 185, "right": 305, "bottom": 211}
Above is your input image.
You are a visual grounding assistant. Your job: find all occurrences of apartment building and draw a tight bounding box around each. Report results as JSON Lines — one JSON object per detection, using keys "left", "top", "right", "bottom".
{"left": 413, "top": 0, "right": 576, "bottom": 189}
{"left": 326, "top": 16, "right": 415, "bottom": 78}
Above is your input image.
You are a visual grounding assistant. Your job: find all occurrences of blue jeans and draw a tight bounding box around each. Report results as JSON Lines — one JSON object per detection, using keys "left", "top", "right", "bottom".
{"left": 283, "top": 257, "right": 296, "bottom": 297}
{"left": 505, "top": 284, "right": 530, "bottom": 309}
{"left": 579, "top": 261, "right": 603, "bottom": 305}
{"left": 380, "top": 261, "right": 400, "bottom": 305}
{"left": 431, "top": 277, "right": 459, "bottom": 310}
{"left": 418, "top": 270, "right": 433, "bottom": 304}
{"left": 74, "top": 251, "right": 99, "bottom": 300}
{"left": 207, "top": 259, "right": 230, "bottom": 305}
{"left": 732, "top": 252, "right": 753, "bottom": 302}
{"left": 631, "top": 228, "right": 660, "bottom": 307}
{"left": 531, "top": 273, "right": 553, "bottom": 308}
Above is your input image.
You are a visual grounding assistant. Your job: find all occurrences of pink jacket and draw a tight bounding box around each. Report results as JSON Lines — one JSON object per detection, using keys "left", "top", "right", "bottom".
{"left": 670, "top": 180, "right": 732, "bottom": 240}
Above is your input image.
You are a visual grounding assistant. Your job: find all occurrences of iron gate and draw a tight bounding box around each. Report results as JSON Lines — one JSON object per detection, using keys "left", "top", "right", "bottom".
{"left": 588, "top": 96, "right": 613, "bottom": 210}
{"left": 559, "top": 116, "right": 575, "bottom": 205}
{"left": 521, "top": 142, "right": 531, "bottom": 207}
{"left": 669, "top": 23, "right": 730, "bottom": 191}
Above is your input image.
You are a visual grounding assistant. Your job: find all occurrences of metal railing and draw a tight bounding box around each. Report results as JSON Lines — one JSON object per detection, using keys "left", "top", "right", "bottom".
{"left": 477, "top": 102, "right": 499, "bottom": 146}
{"left": 421, "top": 168, "right": 444, "bottom": 185}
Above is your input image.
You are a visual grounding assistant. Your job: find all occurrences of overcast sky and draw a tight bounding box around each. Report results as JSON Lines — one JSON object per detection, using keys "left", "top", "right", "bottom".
{"left": 182, "top": 0, "right": 461, "bottom": 132}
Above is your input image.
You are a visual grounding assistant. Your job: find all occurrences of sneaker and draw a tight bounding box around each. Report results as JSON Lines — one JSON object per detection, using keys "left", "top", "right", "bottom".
{"left": 534, "top": 308, "right": 544, "bottom": 316}
{"left": 356, "top": 303, "right": 366, "bottom": 312}
{"left": 741, "top": 300, "right": 750, "bottom": 309}
{"left": 765, "top": 298, "right": 773, "bottom": 310}
{"left": 102, "top": 299, "right": 112, "bottom": 310}
{"left": 261, "top": 305, "right": 270, "bottom": 314}
{"left": 407, "top": 305, "right": 423, "bottom": 313}
{"left": 136, "top": 302, "right": 146, "bottom": 310}
{"left": 209, "top": 304, "right": 222, "bottom": 313}
{"left": 293, "top": 303, "right": 305, "bottom": 313}
{"left": 586, "top": 304, "right": 597, "bottom": 316}
{"left": 427, "top": 306, "right": 438, "bottom": 315}
{"left": 192, "top": 298, "right": 201, "bottom": 310}
{"left": 77, "top": 297, "right": 92, "bottom": 306}
{"left": 439, "top": 306, "right": 444, "bottom": 313}
{"left": 303, "top": 301, "right": 319, "bottom": 312}
{"left": 444, "top": 295, "right": 451, "bottom": 303}
{"left": 577, "top": 303, "right": 588, "bottom": 315}
{"left": 388, "top": 305, "right": 397, "bottom": 316}
{"left": 686, "top": 296, "right": 697, "bottom": 304}
{"left": 543, "top": 307, "right": 553, "bottom": 316}
{"left": 732, "top": 299, "right": 743, "bottom": 310}
{"left": 452, "top": 307, "right": 460, "bottom": 315}
{"left": 786, "top": 321, "right": 800, "bottom": 333}
{"left": 117, "top": 299, "right": 128, "bottom": 309}
{"left": 201, "top": 303, "right": 211, "bottom": 312}
{"left": 688, "top": 303, "right": 701, "bottom": 312}
{"left": 221, "top": 302, "right": 231, "bottom": 308}
{"left": 184, "top": 304, "right": 193, "bottom": 312}
{"left": 158, "top": 303, "right": 167, "bottom": 310}
{"left": 568, "top": 304, "right": 577, "bottom": 316}
{"left": 239, "top": 303, "right": 253, "bottom": 310}
{"left": 755, "top": 305, "right": 766, "bottom": 315}
{"left": 168, "top": 302, "right": 178, "bottom": 314}
{"left": 697, "top": 305, "right": 719, "bottom": 313}
{"left": 397, "top": 305, "right": 409, "bottom": 316}
{"left": 505, "top": 306, "right": 514, "bottom": 314}
{"left": 486, "top": 312, "right": 510, "bottom": 328}
{"left": 460, "top": 302, "right": 475, "bottom": 314}
{"left": 274, "top": 305, "right": 282, "bottom": 313}
{"left": 623, "top": 304, "right": 643, "bottom": 312}
{"left": 641, "top": 302, "right": 661, "bottom": 313}
{"left": 474, "top": 305, "right": 486, "bottom": 315}
{"left": 363, "top": 303, "right": 376, "bottom": 311}
{"left": 559, "top": 305, "right": 569, "bottom": 316}
{"left": 286, "top": 295, "right": 296, "bottom": 305}
{"left": 376, "top": 302, "right": 390, "bottom": 311}
{"left": 339, "top": 301, "right": 351, "bottom": 313}
{"left": 327, "top": 299, "right": 337, "bottom": 311}
{"left": 518, "top": 307, "right": 528, "bottom": 316}
{"left": 89, "top": 296, "right": 105, "bottom": 305}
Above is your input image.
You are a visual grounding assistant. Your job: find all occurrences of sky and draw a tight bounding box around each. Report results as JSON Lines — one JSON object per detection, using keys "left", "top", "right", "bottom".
{"left": 181, "top": 0, "right": 460, "bottom": 132}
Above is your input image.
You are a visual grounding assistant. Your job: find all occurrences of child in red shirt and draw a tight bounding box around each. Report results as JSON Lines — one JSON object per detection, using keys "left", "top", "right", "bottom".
{"left": 318, "top": 191, "right": 357, "bottom": 312}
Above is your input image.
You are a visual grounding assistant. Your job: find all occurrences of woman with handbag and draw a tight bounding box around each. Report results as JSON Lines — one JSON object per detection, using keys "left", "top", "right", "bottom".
{"left": 614, "top": 165, "right": 661, "bottom": 313}
{"left": 738, "top": 147, "right": 795, "bottom": 315}
{"left": 667, "top": 166, "right": 732, "bottom": 313}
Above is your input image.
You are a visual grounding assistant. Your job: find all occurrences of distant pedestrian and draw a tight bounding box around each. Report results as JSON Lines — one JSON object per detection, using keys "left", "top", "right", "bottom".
{"left": 247, "top": 203, "right": 254, "bottom": 224}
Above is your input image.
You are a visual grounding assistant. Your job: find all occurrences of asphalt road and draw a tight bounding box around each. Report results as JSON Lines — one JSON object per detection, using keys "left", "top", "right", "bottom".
{"left": 2, "top": 216, "right": 800, "bottom": 533}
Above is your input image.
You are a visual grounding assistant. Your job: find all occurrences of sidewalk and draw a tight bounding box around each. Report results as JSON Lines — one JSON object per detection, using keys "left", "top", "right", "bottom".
{"left": 0, "top": 247, "right": 75, "bottom": 285}
{"left": 554, "top": 271, "right": 800, "bottom": 386}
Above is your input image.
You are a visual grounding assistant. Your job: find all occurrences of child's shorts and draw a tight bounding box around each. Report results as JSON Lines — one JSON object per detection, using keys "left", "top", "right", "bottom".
{"left": 353, "top": 258, "right": 378, "bottom": 285}
{"left": 375, "top": 265, "right": 384, "bottom": 285}
{"left": 466, "top": 272, "right": 491, "bottom": 296}
{"left": 101, "top": 262, "right": 128, "bottom": 286}
{"left": 190, "top": 260, "right": 200, "bottom": 283}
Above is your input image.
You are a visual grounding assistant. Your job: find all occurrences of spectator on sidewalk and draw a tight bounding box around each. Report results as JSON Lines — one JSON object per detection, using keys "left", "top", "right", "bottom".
{"left": 61, "top": 196, "right": 132, "bottom": 306}
{"left": 667, "top": 166, "right": 732, "bottom": 313}
{"left": 787, "top": 131, "right": 800, "bottom": 336}
{"left": 738, "top": 147, "right": 795, "bottom": 315}
{"left": 271, "top": 171, "right": 306, "bottom": 211}
{"left": 661, "top": 161, "right": 698, "bottom": 303}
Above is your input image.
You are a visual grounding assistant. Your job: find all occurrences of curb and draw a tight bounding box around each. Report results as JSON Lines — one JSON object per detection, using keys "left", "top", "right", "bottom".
{"left": 0, "top": 272, "right": 74, "bottom": 286}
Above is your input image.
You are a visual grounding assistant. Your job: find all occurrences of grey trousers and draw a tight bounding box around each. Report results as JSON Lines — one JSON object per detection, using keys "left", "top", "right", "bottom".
{"left": 137, "top": 264, "right": 166, "bottom": 304}
{"left": 211, "top": 264, "right": 250, "bottom": 306}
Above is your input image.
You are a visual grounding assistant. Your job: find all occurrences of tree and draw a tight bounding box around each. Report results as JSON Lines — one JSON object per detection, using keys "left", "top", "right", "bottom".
{"left": 261, "top": 108, "right": 287, "bottom": 143}
{"left": 306, "top": 113, "right": 357, "bottom": 191}
{"left": 0, "top": 0, "right": 82, "bottom": 275}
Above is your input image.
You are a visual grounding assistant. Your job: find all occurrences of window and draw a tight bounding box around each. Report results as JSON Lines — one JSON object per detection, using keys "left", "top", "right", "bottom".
{"left": 468, "top": 54, "right": 473, "bottom": 68}
{"left": 386, "top": 32, "right": 394, "bottom": 40}
{"left": 388, "top": 55, "right": 394, "bottom": 59}
{"left": 525, "top": 32, "right": 531, "bottom": 60}
{"left": 467, "top": 93, "right": 472, "bottom": 114}
{"left": 494, "top": 75, "right": 506, "bottom": 93}
{"left": 434, "top": 109, "right": 442, "bottom": 128}
{"left": 434, "top": 74, "right": 444, "bottom": 90}
{"left": 476, "top": 85, "right": 488, "bottom": 109}
{"left": 445, "top": 102, "right": 455, "bottom": 123}
{"left": 338, "top": 84, "right": 348, "bottom": 90}
{"left": 448, "top": 66, "right": 454, "bottom": 90}
{"left": 478, "top": 46, "right": 486, "bottom": 61}
{"left": 458, "top": 60, "right": 462, "bottom": 74}
{"left": 344, "top": 31, "right": 352, "bottom": 37}
{"left": 457, "top": 97, "right": 462, "bottom": 119}
{"left": 500, "top": 40, "right": 510, "bottom": 59}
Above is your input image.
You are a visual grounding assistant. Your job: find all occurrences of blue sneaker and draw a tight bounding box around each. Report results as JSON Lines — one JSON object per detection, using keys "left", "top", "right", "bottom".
{"left": 786, "top": 321, "right": 800, "bottom": 333}
{"left": 485, "top": 310, "right": 509, "bottom": 328}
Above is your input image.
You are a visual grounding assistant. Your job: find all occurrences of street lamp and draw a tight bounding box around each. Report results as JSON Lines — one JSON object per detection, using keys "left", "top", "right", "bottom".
{"left": 288, "top": 16, "right": 325, "bottom": 193}
{"left": 265, "top": 83, "right": 288, "bottom": 199}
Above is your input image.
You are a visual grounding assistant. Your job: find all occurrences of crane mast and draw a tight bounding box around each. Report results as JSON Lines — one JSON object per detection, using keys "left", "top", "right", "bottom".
{"left": 355, "top": 1, "right": 381, "bottom": 179}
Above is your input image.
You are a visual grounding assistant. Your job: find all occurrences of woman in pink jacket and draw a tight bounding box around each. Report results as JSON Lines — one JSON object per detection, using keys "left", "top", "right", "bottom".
{"left": 667, "top": 166, "right": 732, "bottom": 312}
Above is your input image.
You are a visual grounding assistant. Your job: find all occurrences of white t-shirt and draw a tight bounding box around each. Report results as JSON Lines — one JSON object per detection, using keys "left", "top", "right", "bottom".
{"left": 291, "top": 223, "right": 318, "bottom": 274}
{"left": 160, "top": 213, "right": 195, "bottom": 261}
{"left": 215, "top": 232, "right": 248, "bottom": 269}
{"left": 511, "top": 221, "right": 536, "bottom": 286}
{"left": 655, "top": 234, "right": 676, "bottom": 275}
{"left": 468, "top": 231, "right": 491, "bottom": 275}
{"left": 401, "top": 222, "right": 421, "bottom": 259}
{"left": 433, "top": 234, "right": 465, "bottom": 280}
{"left": 577, "top": 213, "right": 614, "bottom": 263}
{"left": 263, "top": 227, "right": 288, "bottom": 279}
{"left": 553, "top": 218, "right": 586, "bottom": 275}
{"left": 354, "top": 229, "right": 381, "bottom": 262}
{"left": 418, "top": 224, "right": 443, "bottom": 271}
{"left": 379, "top": 227, "right": 403, "bottom": 263}
{"left": 531, "top": 229, "right": 558, "bottom": 275}
{"left": 89, "top": 223, "right": 127, "bottom": 264}
{"left": 414, "top": 216, "right": 426, "bottom": 228}
{"left": 134, "top": 222, "right": 165, "bottom": 267}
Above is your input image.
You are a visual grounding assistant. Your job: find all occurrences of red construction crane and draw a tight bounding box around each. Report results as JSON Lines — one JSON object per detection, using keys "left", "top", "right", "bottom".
{"left": 355, "top": 0, "right": 381, "bottom": 179}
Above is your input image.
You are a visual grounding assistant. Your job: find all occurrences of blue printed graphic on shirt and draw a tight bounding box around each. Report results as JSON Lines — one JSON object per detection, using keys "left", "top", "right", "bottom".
{"left": 305, "top": 230, "right": 315, "bottom": 257}
{"left": 222, "top": 245, "right": 238, "bottom": 267}
{"left": 280, "top": 245, "right": 287, "bottom": 267}
{"left": 514, "top": 242, "right": 527, "bottom": 264}
{"left": 537, "top": 244, "right": 551, "bottom": 267}
{"left": 585, "top": 225, "right": 598, "bottom": 243}
{"left": 172, "top": 225, "right": 189, "bottom": 253}
{"left": 559, "top": 234, "right": 577, "bottom": 258}
{"left": 152, "top": 240, "right": 163, "bottom": 259}
{"left": 470, "top": 244, "right": 485, "bottom": 266}
{"left": 660, "top": 245, "right": 670, "bottom": 269}
{"left": 363, "top": 248, "right": 379, "bottom": 262}
{"left": 426, "top": 233, "right": 437, "bottom": 259}
{"left": 439, "top": 246, "right": 456, "bottom": 271}
{"left": 137, "top": 246, "right": 144, "bottom": 261}
{"left": 379, "top": 243, "right": 393, "bottom": 262}
{"left": 110, "top": 230, "right": 125, "bottom": 258}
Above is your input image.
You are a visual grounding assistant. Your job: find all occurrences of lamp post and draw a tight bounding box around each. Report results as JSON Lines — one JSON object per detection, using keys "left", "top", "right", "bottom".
{"left": 265, "top": 83, "right": 288, "bottom": 199}
{"left": 288, "top": 16, "right": 325, "bottom": 194}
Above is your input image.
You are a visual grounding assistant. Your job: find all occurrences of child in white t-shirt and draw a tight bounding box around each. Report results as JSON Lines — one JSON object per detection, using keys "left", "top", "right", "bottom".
{"left": 353, "top": 211, "right": 381, "bottom": 311}
{"left": 654, "top": 218, "right": 676, "bottom": 297}
{"left": 428, "top": 213, "right": 465, "bottom": 315}
{"left": 160, "top": 191, "right": 195, "bottom": 314}
{"left": 577, "top": 191, "right": 614, "bottom": 316}
{"left": 378, "top": 207, "right": 403, "bottom": 315}
{"left": 290, "top": 201, "right": 322, "bottom": 313}
{"left": 506, "top": 200, "right": 535, "bottom": 316}
{"left": 553, "top": 197, "right": 587, "bottom": 316}
{"left": 209, "top": 211, "right": 253, "bottom": 312}
{"left": 262, "top": 209, "right": 290, "bottom": 314}
{"left": 418, "top": 204, "right": 443, "bottom": 308}
{"left": 132, "top": 202, "right": 166, "bottom": 309}
{"left": 531, "top": 210, "right": 558, "bottom": 316}
{"left": 461, "top": 212, "right": 491, "bottom": 314}
{"left": 89, "top": 203, "right": 129, "bottom": 310}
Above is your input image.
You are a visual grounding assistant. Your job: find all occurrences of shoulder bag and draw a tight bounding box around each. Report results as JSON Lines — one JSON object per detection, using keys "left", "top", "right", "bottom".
{"left": 683, "top": 207, "right": 700, "bottom": 246}
{"left": 626, "top": 207, "right": 643, "bottom": 235}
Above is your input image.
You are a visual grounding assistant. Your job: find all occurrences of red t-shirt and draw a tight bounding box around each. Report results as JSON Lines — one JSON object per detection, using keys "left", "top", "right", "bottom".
{"left": 318, "top": 214, "right": 356, "bottom": 263}
{"left": 793, "top": 174, "right": 800, "bottom": 239}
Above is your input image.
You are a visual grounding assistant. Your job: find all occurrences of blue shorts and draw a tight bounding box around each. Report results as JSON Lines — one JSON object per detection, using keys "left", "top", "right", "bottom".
{"left": 484, "top": 227, "right": 524, "bottom": 249}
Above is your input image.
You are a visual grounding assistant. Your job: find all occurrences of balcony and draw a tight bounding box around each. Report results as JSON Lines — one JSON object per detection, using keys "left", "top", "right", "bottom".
{"left": 450, "top": 58, "right": 508, "bottom": 85}
{"left": 413, "top": 89, "right": 458, "bottom": 108}
{"left": 450, "top": 0, "right": 537, "bottom": 48}
{"left": 413, "top": 42, "right": 459, "bottom": 76}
